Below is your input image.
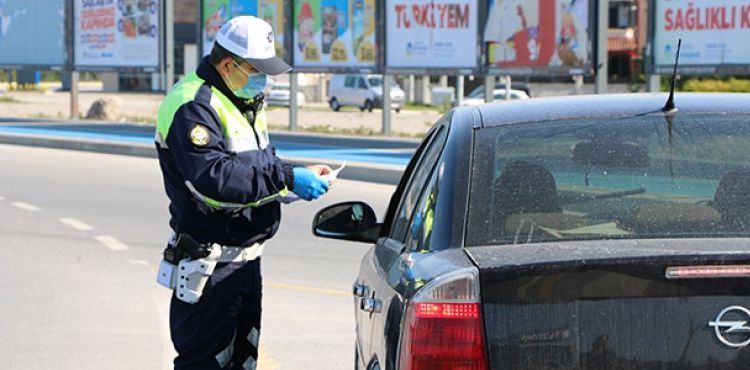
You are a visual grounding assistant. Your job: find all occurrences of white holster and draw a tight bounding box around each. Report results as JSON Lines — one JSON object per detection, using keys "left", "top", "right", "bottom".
{"left": 175, "top": 248, "right": 221, "bottom": 304}
{"left": 156, "top": 242, "right": 264, "bottom": 304}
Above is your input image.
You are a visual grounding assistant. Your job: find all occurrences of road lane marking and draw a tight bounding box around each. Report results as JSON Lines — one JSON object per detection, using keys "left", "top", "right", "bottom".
{"left": 0, "top": 196, "right": 5, "bottom": 201}
{"left": 11, "top": 202, "right": 40, "bottom": 212}
{"left": 94, "top": 235, "right": 129, "bottom": 251}
{"left": 59, "top": 217, "right": 94, "bottom": 231}
{"left": 265, "top": 281, "right": 349, "bottom": 297}
{"left": 127, "top": 259, "right": 150, "bottom": 266}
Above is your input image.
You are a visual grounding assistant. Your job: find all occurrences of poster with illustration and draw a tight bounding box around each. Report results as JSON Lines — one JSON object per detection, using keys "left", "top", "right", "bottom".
{"left": 293, "top": 0, "right": 376, "bottom": 69}
{"left": 0, "top": 0, "right": 65, "bottom": 66}
{"left": 385, "top": 0, "right": 479, "bottom": 69}
{"left": 484, "top": 0, "right": 590, "bottom": 71}
{"left": 75, "top": 0, "right": 160, "bottom": 68}
{"left": 202, "top": 0, "right": 286, "bottom": 60}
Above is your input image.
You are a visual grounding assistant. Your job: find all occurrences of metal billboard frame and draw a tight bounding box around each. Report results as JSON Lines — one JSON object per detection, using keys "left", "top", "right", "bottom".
{"left": 0, "top": 0, "right": 68, "bottom": 70}
{"left": 288, "top": 0, "right": 380, "bottom": 74}
{"left": 382, "top": 0, "right": 483, "bottom": 76}
{"left": 72, "top": 0, "right": 163, "bottom": 72}
{"left": 646, "top": 0, "right": 750, "bottom": 76}
{"left": 484, "top": 0, "right": 596, "bottom": 77}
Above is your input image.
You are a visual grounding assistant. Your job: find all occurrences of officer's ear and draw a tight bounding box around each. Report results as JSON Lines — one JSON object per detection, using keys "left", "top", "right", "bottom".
{"left": 216, "top": 57, "right": 234, "bottom": 78}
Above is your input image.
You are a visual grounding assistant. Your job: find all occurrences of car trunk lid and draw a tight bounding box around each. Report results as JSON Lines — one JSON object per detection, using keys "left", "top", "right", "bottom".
{"left": 466, "top": 239, "right": 750, "bottom": 369}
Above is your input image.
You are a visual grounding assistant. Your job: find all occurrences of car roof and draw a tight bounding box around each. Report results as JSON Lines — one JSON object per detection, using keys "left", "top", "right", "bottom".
{"left": 475, "top": 93, "right": 750, "bottom": 128}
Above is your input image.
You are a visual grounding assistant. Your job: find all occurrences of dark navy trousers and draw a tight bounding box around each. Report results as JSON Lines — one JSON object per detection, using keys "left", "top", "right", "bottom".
{"left": 170, "top": 259, "right": 262, "bottom": 370}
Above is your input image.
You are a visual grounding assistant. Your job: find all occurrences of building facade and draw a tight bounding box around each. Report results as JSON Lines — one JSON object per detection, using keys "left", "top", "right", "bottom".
{"left": 608, "top": 0, "right": 648, "bottom": 81}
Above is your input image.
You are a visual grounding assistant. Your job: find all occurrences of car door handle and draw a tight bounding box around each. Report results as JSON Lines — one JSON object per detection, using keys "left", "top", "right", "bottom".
{"left": 360, "top": 297, "right": 382, "bottom": 313}
{"left": 353, "top": 284, "right": 367, "bottom": 298}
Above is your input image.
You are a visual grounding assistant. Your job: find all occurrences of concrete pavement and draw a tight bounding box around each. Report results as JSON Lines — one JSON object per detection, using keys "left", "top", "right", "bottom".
{"left": 0, "top": 143, "right": 395, "bottom": 369}
{"left": 0, "top": 87, "right": 440, "bottom": 137}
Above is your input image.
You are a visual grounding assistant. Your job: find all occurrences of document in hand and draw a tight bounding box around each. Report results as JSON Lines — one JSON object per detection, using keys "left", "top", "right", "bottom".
{"left": 279, "top": 162, "right": 346, "bottom": 204}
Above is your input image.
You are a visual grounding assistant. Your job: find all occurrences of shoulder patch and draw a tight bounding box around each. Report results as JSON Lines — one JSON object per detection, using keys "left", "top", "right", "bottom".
{"left": 189, "top": 124, "right": 210, "bottom": 146}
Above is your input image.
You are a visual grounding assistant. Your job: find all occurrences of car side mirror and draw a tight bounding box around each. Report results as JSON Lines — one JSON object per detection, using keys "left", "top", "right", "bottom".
{"left": 313, "top": 201, "right": 381, "bottom": 243}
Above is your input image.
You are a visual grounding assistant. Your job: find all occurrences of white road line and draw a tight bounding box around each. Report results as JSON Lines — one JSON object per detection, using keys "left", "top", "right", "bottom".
{"left": 59, "top": 218, "right": 94, "bottom": 231}
{"left": 11, "top": 202, "right": 40, "bottom": 212}
{"left": 127, "top": 259, "right": 150, "bottom": 266}
{"left": 0, "top": 196, "right": 5, "bottom": 201}
{"left": 94, "top": 235, "right": 129, "bottom": 251}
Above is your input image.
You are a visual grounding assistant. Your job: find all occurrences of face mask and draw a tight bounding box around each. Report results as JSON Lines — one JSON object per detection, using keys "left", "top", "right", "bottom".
{"left": 231, "top": 61, "right": 267, "bottom": 100}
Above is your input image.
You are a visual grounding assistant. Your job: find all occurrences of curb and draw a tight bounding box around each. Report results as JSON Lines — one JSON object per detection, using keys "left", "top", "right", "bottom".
{"left": 0, "top": 133, "right": 405, "bottom": 185}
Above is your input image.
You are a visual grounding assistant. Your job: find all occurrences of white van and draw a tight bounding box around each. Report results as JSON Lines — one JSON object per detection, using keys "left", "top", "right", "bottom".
{"left": 328, "top": 74, "right": 405, "bottom": 113}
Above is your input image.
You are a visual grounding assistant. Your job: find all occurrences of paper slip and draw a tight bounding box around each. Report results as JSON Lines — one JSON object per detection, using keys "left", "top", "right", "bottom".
{"left": 279, "top": 162, "right": 346, "bottom": 204}
{"left": 322, "top": 162, "right": 346, "bottom": 182}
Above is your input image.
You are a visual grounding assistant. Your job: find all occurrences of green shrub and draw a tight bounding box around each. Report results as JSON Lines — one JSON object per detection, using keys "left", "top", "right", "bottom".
{"left": 682, "top": 77, "right": 750, "bottom": 92}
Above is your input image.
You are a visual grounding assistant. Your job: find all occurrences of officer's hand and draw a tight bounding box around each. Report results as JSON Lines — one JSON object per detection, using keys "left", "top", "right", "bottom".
{"left": 307, "top": 164, "right": 333, "bottom": 177}
{"left": 307, "top": 164, "right": 335, "bottom": 187}
{"left": 292, "top": 167, "right": 329, "bottom": 201}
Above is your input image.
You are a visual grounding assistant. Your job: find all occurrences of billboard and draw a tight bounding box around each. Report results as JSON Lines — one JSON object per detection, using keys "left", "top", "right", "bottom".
{"left": 74, "top": 0, "right": 160, "bottom": 69}
{"left": 202, "top": 0, "right": 287, "bottom": 61}
{"left": 484, "top": 0, "right": 591, "bottom": 75}
{"left": 0, "top": 0, "right": 65, "bottom": 67}
{"left": 292, "top": 0, "right": 377, "bottom": 70}
{"left": 385, "top": 0, "right": 480, "bottom": 71}
{"left": 653, "top": 0, "right": 750, "bottom": 74}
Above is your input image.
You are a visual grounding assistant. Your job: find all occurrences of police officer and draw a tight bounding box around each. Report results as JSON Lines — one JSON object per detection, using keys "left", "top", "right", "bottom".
{"left": 155, "top": 16, "right": 331, "bottom": 370}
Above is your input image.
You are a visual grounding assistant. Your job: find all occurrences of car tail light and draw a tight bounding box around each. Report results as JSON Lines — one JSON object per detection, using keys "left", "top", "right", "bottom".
{"left": 666, "top": 265, "right": 750, "bottom": 279}
{"left": 398, "top": 267, "right": 488, "bottom": 370}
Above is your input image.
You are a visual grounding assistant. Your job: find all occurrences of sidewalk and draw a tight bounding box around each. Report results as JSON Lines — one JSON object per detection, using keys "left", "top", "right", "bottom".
{"left": 0, "top": 83, "right": 440, "bottom": 138}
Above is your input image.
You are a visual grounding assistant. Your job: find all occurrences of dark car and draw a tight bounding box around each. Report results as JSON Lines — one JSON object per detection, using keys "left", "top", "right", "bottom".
{"left": 313, "top": 93, "right": 750, "bottom": 370}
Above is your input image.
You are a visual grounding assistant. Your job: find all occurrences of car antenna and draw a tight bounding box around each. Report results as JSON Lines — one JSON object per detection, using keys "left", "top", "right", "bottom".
{"left": 662, "top": 39, "right": 682, "bottom": 185}
{"left": 662, "top": 38, "right": 682, "bottom": 113}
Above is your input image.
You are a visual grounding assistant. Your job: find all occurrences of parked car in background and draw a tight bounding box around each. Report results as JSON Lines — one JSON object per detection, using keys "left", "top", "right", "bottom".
{"left": 266, "top": 82, "right": 306, "bottom": 107}
{"left": 460, "top": 88, "right": 529, "bottom": 107}
{"left": 329, "top": 74, "right": 405, "bottom": 113}
{"left": 467, "top": 82, "right": 532, "bottom": 98}
{"left": 313, "top": 93, "right": 750, "bottom": 370}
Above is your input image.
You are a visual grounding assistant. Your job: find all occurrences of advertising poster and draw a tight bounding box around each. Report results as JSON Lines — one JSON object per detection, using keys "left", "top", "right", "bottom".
{"left": 0, "top": 0, "right": 65, "bottom": 66}
{"left": 75, "top": 0, "right": 160, "bottom": 68}
{"left": 202, "top": 0, "right": 286, "bottom": 60}
{"left": 484, "top": 0, "right": 590, "bottom": 70}
{"left": 654, "top": 0, "right": 750, "bottom": 69}
{"left": 293, "top": 0, "right": 377, "bottom": 69}
{"left": 386, "top": 0, "right": 479, "bottom": 69}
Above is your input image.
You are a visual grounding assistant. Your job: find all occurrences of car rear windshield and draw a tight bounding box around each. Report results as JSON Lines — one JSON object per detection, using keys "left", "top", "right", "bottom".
{"left": 466, "top": 113, "right": 750, "bottom": 246}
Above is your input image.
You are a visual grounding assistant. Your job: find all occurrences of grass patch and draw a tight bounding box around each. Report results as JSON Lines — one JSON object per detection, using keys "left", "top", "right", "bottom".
{"left": 682, "top": 77, "right": 750, "bottom": 93}
{"left": 8, "top": 83, "right": 49, "bottom": 93}
{"left": 402, "top": 101, "right": 452, "bottom": 114}
{"left": 29, "top": 112, "right": 65, "bottom": 119}
{"left": 125, "top": 116, "right": 156, "bottom": 125}
{"left": 0, "top": 95, "right": 19, "bottom": 103}
{"left": 269, "top": 123, "right": 424, "bottom": 138}
{"left": 402, "top": 102, "right": 439, "bottom": 112}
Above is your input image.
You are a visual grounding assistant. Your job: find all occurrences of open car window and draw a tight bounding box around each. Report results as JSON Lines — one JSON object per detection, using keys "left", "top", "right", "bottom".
{"left": 466, "top": 113, "right": 750, "bottom": 246}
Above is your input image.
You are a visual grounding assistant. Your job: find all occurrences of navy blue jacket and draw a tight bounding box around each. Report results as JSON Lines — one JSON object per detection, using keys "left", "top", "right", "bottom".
{"left": 156, "top": 58, "right": 295, "bottom": 247}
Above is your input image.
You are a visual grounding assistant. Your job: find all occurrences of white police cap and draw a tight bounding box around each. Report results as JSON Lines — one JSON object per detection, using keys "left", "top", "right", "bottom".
{"left": 215, "top": 16, "right": 291, "bottom": 76}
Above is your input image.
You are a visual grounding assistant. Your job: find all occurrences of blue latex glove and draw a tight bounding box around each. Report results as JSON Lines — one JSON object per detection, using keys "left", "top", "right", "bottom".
{"left": 292, "top": 167, "right": 329, "bottom": 201}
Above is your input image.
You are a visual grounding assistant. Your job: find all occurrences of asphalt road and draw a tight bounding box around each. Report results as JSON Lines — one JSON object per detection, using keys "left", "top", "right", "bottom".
{"left": 0, "top": 143, "right": 395, "bottom": 370}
